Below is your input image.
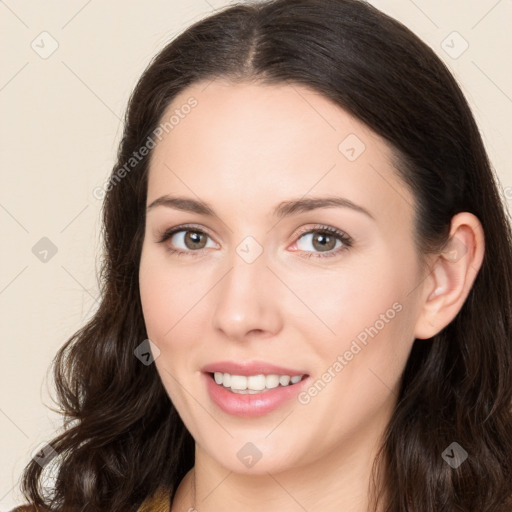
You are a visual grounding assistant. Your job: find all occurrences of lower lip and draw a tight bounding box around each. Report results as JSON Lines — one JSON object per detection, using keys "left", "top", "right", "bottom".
{"left": 203, "top": 373, "right": 310, "bottom": 417}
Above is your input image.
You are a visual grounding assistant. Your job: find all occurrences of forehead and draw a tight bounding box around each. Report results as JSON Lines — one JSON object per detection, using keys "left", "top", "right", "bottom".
{"left": 146, "top": 79, "right": 414, "bottom": 226}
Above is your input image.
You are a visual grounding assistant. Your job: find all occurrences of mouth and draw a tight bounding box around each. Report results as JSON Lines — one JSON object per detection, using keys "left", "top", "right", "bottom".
{"left": 202, "top": 370, "right": 311, "bottom": 417}
{"left": 207, "top": 371, "right": 309, "bottom": 394}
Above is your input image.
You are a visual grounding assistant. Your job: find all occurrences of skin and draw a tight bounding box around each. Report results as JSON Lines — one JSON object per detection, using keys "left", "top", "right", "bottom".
{"left": 138, "top": 79, "right": 485, "bottom": 512}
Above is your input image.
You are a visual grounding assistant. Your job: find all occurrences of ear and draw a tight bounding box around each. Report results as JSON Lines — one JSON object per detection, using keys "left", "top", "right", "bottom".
{"left": 413, "top": 212, "right": 485, "bottom": 340}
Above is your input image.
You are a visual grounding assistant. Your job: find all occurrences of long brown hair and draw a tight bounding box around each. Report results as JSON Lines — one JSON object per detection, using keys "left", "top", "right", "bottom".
{"left": 19, "top": 0, "right": 512, "bottom": 510}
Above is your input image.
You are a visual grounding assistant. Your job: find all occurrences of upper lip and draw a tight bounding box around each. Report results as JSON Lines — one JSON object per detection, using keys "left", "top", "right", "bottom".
{"left": 201, "top": 360, "right": 308, "bottom": 377}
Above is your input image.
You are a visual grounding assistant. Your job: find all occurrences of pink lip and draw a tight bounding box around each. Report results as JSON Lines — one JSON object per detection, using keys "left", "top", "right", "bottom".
{"left": 201, "top": 360, "right": 307, "bottom": 377}
{"left": 203, "top": 372, "right": 310, "bottom": 417}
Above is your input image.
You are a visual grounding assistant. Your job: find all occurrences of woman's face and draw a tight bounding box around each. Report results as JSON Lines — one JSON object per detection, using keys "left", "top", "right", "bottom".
{"left": 139, "top": 79, "right": 427, "bottom": 474}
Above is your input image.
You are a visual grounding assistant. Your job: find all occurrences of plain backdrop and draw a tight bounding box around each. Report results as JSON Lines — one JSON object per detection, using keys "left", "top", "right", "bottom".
{"left": 1, "top": 0, "right": 511, "bottom": 509}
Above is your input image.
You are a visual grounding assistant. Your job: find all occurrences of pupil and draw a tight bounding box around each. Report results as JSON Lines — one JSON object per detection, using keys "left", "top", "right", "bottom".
{"left": 186, "top": 231, "right": 204, "bottom": 249}
{"left": 314, "top": 233, "right": 334, "bottom": 251}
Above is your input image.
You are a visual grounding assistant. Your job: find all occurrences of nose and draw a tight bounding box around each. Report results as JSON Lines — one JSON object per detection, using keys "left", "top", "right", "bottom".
{"left": 211, "top": 247, "right": 283, "bottom": 342}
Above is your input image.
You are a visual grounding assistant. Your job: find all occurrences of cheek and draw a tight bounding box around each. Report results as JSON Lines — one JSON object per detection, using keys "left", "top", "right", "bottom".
{"left": 292, "top": 261, "right": 401, "bottom": 337}
{"left": 138, "top": 250, "right": 199, "bottom": 410}
{"left": 296, "top": 277, "right": 414, "bottom": 442}
{"left": 139, "top": 247, "right": 200, "bottom": 340}
{"left": 139, "top": 264, "right": 172, "bottom": 339}
{"left": 298, "top": 249, "right": 418, "bottom": 381}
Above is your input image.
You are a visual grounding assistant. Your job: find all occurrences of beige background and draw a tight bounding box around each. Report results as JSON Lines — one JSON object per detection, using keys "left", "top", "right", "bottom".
{"left": 1, "top": 0, "right": 511, "bottom": 509}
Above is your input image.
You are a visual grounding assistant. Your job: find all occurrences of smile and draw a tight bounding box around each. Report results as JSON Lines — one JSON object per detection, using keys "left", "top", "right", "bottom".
{"left": 212, "top": 372, "right": 306, "bottom": 393}
{"left": 203, "top": 371, "right": 310, "bottom": 417}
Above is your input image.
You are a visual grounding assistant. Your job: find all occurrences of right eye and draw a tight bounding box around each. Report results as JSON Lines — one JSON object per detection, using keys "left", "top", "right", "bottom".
{"left": 157, "top": 224, "right": 218, "bottom": 256}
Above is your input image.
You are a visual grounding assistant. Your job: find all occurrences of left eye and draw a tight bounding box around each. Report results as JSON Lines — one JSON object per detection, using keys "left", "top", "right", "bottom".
{"left": 296, "top": 231, "right": 343, "bottom": 253}
{"left": 292, "top": 227, "right": 352, "bottom": 258}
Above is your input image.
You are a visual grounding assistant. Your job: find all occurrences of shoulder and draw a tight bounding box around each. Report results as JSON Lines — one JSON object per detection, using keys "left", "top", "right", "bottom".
{"left": 136, "top": 486, "right": 171, "bottom": 512}
{"left": 9, "top": 487, "right": 170, "bottom": 512}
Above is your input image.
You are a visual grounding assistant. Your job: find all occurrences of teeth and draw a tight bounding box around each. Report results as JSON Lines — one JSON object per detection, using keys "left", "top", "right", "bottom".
{"left": 212, "top": 372, "right": 305, "bottom": 392}
{"left": 230, "top": 374, "right": 247, "bottom": 390}
{"left": 266, "top": 375, "right": 280, "bottom": 389}
{"left": 279, "top": 375, "right": 291, "bottom": 386}
{"left": 248, "top": 374, "right": 266, "bottom": 390}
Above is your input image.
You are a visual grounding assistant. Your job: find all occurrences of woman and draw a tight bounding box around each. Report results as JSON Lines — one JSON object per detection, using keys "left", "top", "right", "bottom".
{"left": 13, "top": 0, "right": 512, "bottom": 510}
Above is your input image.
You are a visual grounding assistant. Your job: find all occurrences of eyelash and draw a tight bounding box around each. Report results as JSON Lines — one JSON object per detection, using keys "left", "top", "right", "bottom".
{"left": 156, "top": 223, "right": 353, "bottom": 259}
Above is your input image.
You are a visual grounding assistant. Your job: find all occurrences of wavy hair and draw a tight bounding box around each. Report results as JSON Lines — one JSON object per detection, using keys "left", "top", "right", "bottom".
{"left": 19, "top": 0, "right": 512, "bottom": 510}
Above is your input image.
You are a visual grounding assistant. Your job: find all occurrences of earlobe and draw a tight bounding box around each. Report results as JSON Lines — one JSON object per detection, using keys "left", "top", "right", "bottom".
{"left": 413, "top": 212, "right": 485, "bottom": 340}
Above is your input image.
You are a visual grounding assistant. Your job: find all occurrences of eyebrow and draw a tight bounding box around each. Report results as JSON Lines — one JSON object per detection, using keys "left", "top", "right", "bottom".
{"left": 146, "top": 195, "right": 374, "bottom": 220}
